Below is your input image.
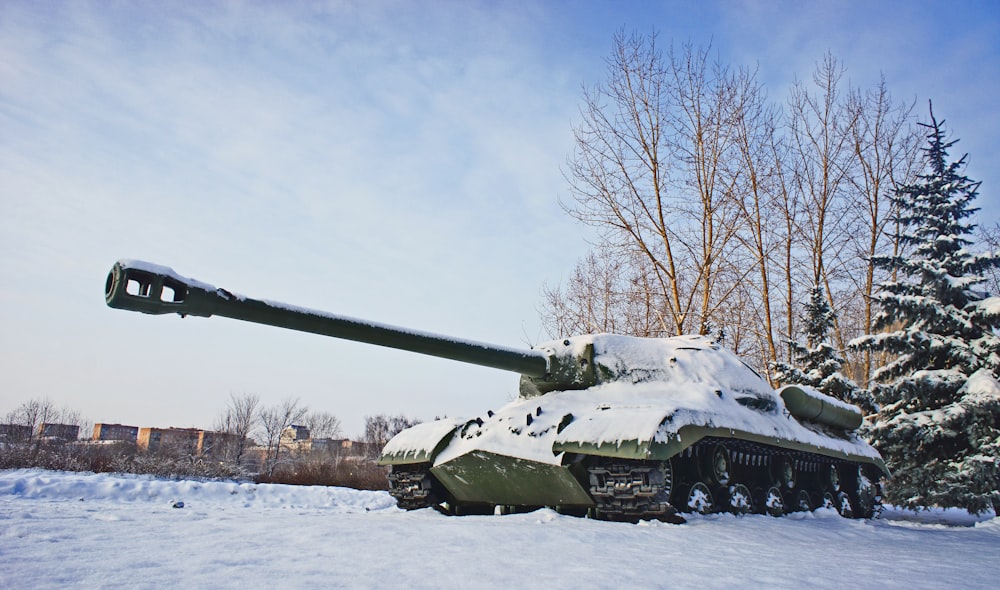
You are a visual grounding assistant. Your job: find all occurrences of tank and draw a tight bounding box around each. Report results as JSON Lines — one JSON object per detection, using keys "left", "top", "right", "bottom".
{"left": 106, "top": 259, "right": 887, "bottom": 522}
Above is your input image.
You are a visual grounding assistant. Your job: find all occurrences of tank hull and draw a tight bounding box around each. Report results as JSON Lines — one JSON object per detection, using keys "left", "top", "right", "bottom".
{"left": 383, "top": 421, "right": 887, "bottom": 515}
{"left": 379, "top": 334, "right": 887, "bottom": 520}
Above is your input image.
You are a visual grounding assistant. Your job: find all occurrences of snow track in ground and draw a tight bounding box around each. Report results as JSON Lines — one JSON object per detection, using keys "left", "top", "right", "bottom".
{"left": 2, "top": 469, "right": 997, "bottom": 589}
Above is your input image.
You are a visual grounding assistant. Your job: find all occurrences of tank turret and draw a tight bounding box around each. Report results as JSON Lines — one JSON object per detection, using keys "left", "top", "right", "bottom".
{"left": 106, "top": 259, "right": 887, "bottom": 522}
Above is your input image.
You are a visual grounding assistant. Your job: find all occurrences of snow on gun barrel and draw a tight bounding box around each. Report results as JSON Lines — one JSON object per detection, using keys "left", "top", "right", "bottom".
{"left": 105, "top": 259, "right": 549, "bottom": 377}
{"left": 105, "top": 259, "right": 887, "bottom": 522}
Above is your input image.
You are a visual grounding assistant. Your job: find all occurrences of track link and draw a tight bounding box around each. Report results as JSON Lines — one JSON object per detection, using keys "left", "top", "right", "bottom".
{"left": 586, "top": 458, "right": 684, "bottom": 523}
{"left": 387, "top": 463, "right": 440, "bottom": 510}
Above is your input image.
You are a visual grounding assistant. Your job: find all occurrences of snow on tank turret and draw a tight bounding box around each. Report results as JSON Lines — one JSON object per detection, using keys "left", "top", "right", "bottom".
{"left": 106, "top": 260, "right": 886, "bottom": 522}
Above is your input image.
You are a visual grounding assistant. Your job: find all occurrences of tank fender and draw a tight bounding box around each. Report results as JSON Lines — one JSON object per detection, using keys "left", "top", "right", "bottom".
{"left": 377, "top": 418, "right": 464, "bottom": 466}
{"left": 552, "top": 408, "right": 675, "bottom": 460}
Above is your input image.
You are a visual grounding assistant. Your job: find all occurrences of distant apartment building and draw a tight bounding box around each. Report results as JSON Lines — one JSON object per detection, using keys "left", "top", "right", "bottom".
{"left": 282, "top": 425, "right": 311, "bottom": 442}
{"left": 138, "top": 427, "right": 202, "bottom": 455}
{"left": 38, "top": 423, "right": 80, "bottom": 441}
{"left": 283, "top": 435, "right": 373, "bottom": 458}
{"left": 335, "top": 438, "right": 373, "bottom": 457}
{"left": 137, "top": 427, "right": 239, "bottom": 458}
{"left": 92, "top": 423, "right": 139, "bottom": 442}
{"left": 309, "top": 437, "right": 340, "bottom": 453}
{"left": 315, "top": 438, "right": 372, "bottom": 456}
{"left": 279, "top": 425, "right": 311, "bottom": 453}
{"left": 199, "top": 430, "right": 242, "bottom": 458}
{"left": 0, "top": 423, "right": 32, "bottom": 442}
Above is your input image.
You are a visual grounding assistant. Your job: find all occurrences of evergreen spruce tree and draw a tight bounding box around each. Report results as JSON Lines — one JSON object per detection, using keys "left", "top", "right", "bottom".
{"left": 771, "top": 285, "right": 873, "bottom": 412}
{"left": 852, "top": 104, "right": 1000, "bottom": 514}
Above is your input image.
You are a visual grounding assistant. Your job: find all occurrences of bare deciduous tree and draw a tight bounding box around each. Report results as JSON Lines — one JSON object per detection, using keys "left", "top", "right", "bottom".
{"left": 728, "top": 70, "right": 784, "bottom": 371}
{"left": 259, "top": 397, "right": 307, "bottom": 477}
{"left": 302, "top": 410, "right": 343, "bottom": 440}
{"left": 214, "top": 392, "right": 260, "bottom": 467}
{"left": 3, "top": 398, "right": 85, "bottom": 446}
{"left": 563, "top": 30, "right": 683, "bottom": 331}
{"left": 540, "top": 249, "right": 668, "bottom": 338}
{"left": 5, "top": 398, "right": 57, "bottom": 440}
{"left": 980, "top": 222, "right": 1000, "bottom": 295}
{"left": 846, "top": 78, "right": 921, "bottom": 383}
{"left": 788, "top": 53, "right": 860, "bottom": 295}
{"left": 561, "top": 31, "right": 759, "bottom": 338}
{"left": 545, "top": 31, "right": 924, "bottom": 386}
{"left": 364, "top": 414, "right": 420, "bottom": 458}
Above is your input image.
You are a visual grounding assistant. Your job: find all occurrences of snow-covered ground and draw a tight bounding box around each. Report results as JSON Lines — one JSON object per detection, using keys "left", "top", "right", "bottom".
{"left": 2, "top": 469, "right": 998, "bottom": 589}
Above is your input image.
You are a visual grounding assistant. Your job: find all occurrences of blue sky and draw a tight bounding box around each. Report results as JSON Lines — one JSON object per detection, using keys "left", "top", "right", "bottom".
{"left": 1, "top": 0, "right": 998, "bottom": 437}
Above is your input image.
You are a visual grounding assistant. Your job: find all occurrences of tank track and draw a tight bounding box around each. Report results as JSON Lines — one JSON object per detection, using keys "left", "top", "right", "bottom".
{"left": 586, "top": 458, "right": 684, "bottom": 523}
{"left": 582, "top": 437, "right": 881, "bottom": 522}
{"left": 388, "top": 437, "right": 882, "bottom": 522}
{"left": 665, "top": 437, "right": 883, "bottom": 518}
{"left": 387, "top": 463, "right": 441, "bottom": 510}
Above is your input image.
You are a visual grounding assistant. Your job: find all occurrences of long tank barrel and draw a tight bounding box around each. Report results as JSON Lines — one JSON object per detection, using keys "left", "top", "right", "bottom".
{"left": 105, "top": 260, "right": 549, "bottom": 378}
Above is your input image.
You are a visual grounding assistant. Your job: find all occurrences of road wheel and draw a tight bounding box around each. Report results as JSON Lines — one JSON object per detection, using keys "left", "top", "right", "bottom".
{"left": 792, "top": 489, "right": 812, "bottom": 512}
{"left": 826, "top": 463, "right": 841, "bottom": 492}
{"left": 772, "top": 456, "right": 795, "bottom": 489}
{"left": 684, "top": 481, "right": 715, "bottom": 515}
{"left": 763, "top": 486, "right": 784, "bottom": 517}
{"left": 727, "top": 483, "right": 753, "bottom": 515}
{"left": 702, "top": 444, "right": 731, "bottom": 486}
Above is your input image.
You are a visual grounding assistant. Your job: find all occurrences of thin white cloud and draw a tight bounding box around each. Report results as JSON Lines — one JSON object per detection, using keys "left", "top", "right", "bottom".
{"left": 0, "top": 0, "right": 995, "bottom": 434}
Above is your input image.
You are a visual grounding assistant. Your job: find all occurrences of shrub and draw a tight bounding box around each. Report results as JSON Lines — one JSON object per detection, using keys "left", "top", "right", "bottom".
{"left": 255, "top": 458, "right": 388, "bottom": 490}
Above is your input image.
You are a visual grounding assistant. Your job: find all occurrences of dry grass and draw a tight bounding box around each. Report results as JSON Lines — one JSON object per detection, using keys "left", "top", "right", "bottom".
{"left": 255, "top": 458, "right": 388, "bottom": 490}
{"left": 0, "top": 442, "right": 386, "bottom": 488}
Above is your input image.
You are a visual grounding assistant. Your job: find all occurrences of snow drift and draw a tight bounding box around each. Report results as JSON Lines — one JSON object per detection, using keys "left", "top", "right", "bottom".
{"left": 2, "top": 469, "right": 998, "bottom": 589}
